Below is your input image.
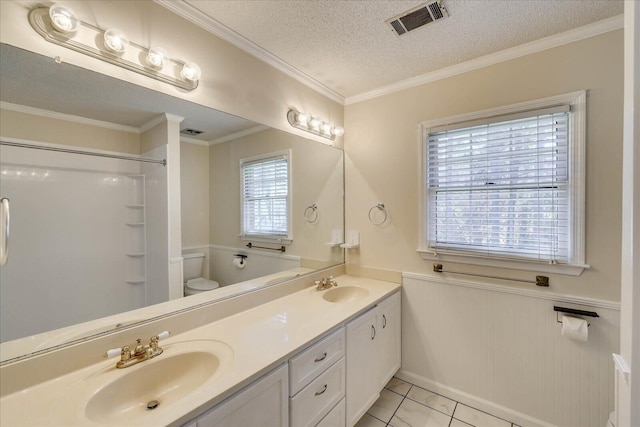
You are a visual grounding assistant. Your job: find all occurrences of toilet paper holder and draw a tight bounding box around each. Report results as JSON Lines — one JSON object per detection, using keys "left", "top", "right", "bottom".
{"left": 554, "top": 306, "right": 599, "bottom": 327}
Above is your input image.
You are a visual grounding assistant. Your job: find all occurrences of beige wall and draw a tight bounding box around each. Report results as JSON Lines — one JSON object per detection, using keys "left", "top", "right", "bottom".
{"left": 0, "top": 108, "right": 140, "bottom": 154}
{"left": 209, "top": 128, "right": 344, "bottom": 266}
{"left": 0, "top": 1, "right": 343, "bottom": 146}
{"left": 180, "top": 142, "right": 210, "bottom": 248}
{"left": 344, "top": 30, "right": 624, "bottom": 301}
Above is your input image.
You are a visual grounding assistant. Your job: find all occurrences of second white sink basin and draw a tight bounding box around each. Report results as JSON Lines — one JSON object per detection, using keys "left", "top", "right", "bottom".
{"left": 322, "top": 286, "right": 369, "bottom": 303}
{"left": 53, "top": 340, "right": 233, "bottom": 425}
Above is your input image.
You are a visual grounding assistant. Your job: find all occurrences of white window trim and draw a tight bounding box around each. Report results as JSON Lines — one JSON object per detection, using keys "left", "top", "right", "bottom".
{"left": 239, "top": 149, "right": 293, "bottom": 244}
{"left": 417, "top": 91, "right": 589, "bottom": 276}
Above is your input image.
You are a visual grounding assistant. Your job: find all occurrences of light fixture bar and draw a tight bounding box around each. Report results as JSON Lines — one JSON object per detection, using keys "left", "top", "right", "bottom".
{"left": 28, "top": 7, "right": 199, "bottom": 91}
{"left": 287, "top": 108, "right": 344, "bottom": 141}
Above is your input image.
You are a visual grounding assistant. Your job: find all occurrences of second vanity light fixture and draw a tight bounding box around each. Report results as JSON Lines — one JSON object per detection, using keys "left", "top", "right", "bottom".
{"left": 29, "top": 4, "right": 201, "bottom": 91}
{"left": 287, "top": 109, "right": 345, "bottom": 141}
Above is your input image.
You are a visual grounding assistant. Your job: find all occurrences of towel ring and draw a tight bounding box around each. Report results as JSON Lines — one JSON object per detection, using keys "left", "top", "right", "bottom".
{"left": 304, "top": 204, "right": 319, "bottom": 223}
{"left": 368, "top": 202, "right": 388, "bottom": 225}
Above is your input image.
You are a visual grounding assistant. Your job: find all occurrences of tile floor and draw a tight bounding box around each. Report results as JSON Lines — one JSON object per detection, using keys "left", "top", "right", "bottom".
{"left": 355, "top": 378, "right": 520, "bottom": 427}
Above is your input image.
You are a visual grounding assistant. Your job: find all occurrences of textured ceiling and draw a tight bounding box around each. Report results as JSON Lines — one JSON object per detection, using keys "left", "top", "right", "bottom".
{"left": 184, "top": 0, "right": 624, "bottom": 98}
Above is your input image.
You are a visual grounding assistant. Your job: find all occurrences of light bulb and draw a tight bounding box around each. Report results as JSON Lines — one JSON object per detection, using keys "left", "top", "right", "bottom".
{"left": 309, "top": 117, "right": 321, "bottom": 131}
{"left": 146, "top": 47, "right": 167, "bottom": 69}
{"left": 332, "top": 126, "right": 345, "bottom": 137}
{"left": 295, "top": 112, "right": 310, "bottom": 126}
{"left": 321, "top": 122, "right": 334, "bottom": 135}
{"left": 104, "top": 29, "right": 129, "bottom": 53}
{"left": 49, "top": 4, "right": 79, "bottom": 33}
{"left": 180, "top": 62, "right": 201, "bottom": 82}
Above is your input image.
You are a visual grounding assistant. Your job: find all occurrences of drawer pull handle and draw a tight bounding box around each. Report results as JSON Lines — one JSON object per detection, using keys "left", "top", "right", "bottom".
{"left": 315, "top": 384, "right": 328, "bottom": 396}
{"left": 314, "top": 352, "right": 327, "bottom": 362}
{"left": 371, "top": 325, "right": 376, "bottom": 340}
{"left": 382, "top": 314, "right": 387, "bottom": 328}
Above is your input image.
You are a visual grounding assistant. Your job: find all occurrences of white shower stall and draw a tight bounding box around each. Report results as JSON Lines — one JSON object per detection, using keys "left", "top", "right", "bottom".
{"left": 0, "top": 140, "right": 169, "bottom": 342}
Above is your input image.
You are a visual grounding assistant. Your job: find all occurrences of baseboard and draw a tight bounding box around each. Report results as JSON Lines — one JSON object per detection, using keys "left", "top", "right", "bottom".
{"left": 395, "top": 369, "right": 557, "bottom": 427}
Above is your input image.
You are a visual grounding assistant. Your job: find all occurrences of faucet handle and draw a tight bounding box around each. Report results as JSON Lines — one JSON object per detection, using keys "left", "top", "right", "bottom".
{"left": 105, "top": 347, "right": 122, "bottom": 359}
{"left": 157, "top": 330, "right": 170, "bottom": 340}
{"left": 105, "top": 345, "right": 131, "bottom": 361}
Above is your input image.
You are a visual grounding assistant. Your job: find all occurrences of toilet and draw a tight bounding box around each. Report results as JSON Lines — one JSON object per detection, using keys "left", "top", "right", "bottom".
{"left": 182, "top": 252, "right": 219, "bottom": 296}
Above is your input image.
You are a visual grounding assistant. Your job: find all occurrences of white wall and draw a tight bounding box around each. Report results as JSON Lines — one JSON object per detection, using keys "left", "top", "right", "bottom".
{"left": 400, "top": 274, "right": 619, "bottom": 427}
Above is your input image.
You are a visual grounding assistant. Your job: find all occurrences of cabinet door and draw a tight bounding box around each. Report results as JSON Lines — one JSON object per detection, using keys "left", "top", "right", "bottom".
{"left": 376, "top": 291, "right": 401, "bottom": 389}
{"left": 345, "top": 307, "right": 379, "bottom": 427}
{"left": 196, "top": 364, "right": 288, "bottom": 427}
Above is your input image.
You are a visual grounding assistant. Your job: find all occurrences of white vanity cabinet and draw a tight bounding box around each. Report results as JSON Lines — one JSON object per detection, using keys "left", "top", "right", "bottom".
{"left": 193, "top": 364, "right": 289, "bottom": 427}
{"left": 345, "top": 291, "right": 401, "bottom": 426}
{"left": 289, "top": 328, "right": 346, "bottom": 427}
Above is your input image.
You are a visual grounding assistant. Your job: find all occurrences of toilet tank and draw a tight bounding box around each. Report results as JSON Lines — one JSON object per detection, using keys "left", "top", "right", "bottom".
{"left": 182, "top": 252, "right": 205, "bottom": 281}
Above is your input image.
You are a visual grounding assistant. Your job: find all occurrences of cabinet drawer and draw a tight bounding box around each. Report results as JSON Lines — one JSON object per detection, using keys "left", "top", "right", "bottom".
{"left": 316, "top": 398, "right": 345, "bottom": 427}
{"left": 290, "top": 328, "right": 345, "bottom": 395}
{"left": 290, "top": 358, "right": 345, "bottom": 427}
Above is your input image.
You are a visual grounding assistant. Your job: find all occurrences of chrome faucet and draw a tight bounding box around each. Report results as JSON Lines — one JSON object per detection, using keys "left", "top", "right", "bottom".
{"left": 315, "top": 276, "right": 338, "bottom": 291}
{"left": 106, "top": 331, "right": 170, "bottom": 369}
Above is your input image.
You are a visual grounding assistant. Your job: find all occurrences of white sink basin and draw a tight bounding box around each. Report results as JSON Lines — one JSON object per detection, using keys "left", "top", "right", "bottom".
{"left": 53, "top": 340, "right": 233, "bottom": 425}
{"left": 322, "top": 286, "right": 369, "bottom": 303}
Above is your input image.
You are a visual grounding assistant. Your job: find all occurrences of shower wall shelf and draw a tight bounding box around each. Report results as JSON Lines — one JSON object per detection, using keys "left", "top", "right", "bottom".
{"left": 125, "top": 175, "right": 146, "bottom": 288}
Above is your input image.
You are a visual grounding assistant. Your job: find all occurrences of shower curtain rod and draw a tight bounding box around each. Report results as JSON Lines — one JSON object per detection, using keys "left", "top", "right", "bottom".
{"left": 0, "top": 140, "right": 167, "bottom": 166}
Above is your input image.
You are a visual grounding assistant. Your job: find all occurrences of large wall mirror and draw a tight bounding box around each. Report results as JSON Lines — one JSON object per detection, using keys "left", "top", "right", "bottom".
{"left": 0, "top": 44, "right": 344, "bottom": 362}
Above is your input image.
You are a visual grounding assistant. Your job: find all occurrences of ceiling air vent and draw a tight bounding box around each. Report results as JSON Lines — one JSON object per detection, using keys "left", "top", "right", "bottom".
{"left": 386, "top": 0, "right": 448, "bottom": 37}
{"left": 180, "top": 128, "right": 203, "bottom": 136}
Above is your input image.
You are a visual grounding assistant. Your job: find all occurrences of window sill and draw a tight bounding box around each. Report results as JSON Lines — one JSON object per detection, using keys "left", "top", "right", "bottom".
{"left": 416, "top": 248, "right": 589, "bottom": 276}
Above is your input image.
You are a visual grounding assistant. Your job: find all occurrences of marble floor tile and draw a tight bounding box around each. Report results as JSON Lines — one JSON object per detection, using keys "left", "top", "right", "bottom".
{"left": 385, "top": 377, "right": 412, "bottom": 396}
{"left": 367, "top": 388, "right": 404, "bottom": 423}
{"left": 406, "top": 386, "right": 456, "bottom": 416}
{"left": 355, "top": 413, "right": 387, "bottom": 427}
{"left": 450, "top": 418, "right": 474, "bottom": 427}
{"left": 453, "top": 404, "right": 511, "bottom": 427}
{"left": 389, "top": 398, "right": 452, "bottom": 427}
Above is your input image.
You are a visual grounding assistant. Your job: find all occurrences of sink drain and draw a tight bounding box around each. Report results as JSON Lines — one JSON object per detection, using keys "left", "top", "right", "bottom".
{"left": 146, "top": 400, "right": 160, "bottom": 410}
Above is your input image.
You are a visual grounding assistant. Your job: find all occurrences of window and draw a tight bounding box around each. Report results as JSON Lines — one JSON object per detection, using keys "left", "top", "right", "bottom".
{"left": 240, "top": 150, "right": 292, "bottom": 242}
{"left": 419, "top": 92, "right": 587, "bottom": 275}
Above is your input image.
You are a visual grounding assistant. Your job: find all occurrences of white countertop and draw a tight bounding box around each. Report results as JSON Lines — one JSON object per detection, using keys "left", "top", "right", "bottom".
{"left": 0, "top": 275, "right": 400, "bottom": 426}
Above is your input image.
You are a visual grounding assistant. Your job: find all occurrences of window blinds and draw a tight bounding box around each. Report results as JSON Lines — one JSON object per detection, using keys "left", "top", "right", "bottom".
{"left": 426, "top": 108, "right": 570, "bottom": 263}
{"left": 241, "top": 154, "right": 289, "bottom": 237}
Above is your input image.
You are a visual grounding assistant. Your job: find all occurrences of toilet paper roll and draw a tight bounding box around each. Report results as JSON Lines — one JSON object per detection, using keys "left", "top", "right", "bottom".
{"left": 233, "top": 257, "right": 246, "bottom": 269}
{"left": 561, "top": 315, "right": 588, "bottom": 342}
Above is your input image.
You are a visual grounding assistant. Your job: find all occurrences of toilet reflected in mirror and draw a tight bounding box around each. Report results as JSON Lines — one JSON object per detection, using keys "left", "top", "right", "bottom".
{"left": 182, "top": 252, "right": 220, "bottom": 296}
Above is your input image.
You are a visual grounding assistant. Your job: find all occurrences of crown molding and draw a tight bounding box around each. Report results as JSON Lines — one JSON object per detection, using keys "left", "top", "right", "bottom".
{"left": 180, "top": 136, "right": 209, "bottom": 146}
{"left": 208, "top": 125, "right": 269, "bottom": 146}
{"left": 154, "top": 0, "right": 345, "bottom": 105}
{"left": 139, "top": 113, "right": 185, "bottom": 133}
{"left": 0, "top": 101, "right": 139, "bottom": 133}
{"left": 345, "top": 14, "right": 624, "bottom": 105}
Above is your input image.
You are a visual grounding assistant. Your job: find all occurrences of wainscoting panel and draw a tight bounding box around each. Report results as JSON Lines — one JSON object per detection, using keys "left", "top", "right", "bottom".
{"left": 399, "top": 273, "right": 620, "bottom": 427}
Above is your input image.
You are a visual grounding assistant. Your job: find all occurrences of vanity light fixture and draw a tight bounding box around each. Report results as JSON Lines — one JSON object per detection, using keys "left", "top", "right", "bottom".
{"left": 287, "top": 108, "right": 345, "bottom": 141}
{"left": 180, "top": 62, "right": 202, "bottom": 82}
{"left": 103, "top": 29, "right": 129, "bottom": 54}
{"left": 146, "top": 47, "right": 167, "bottom": 69}
{"left": 28, "top": 5, "right": 201, "bottom": 91}
{"left": 48, "top": 3, "right": 79, "bottom": 33}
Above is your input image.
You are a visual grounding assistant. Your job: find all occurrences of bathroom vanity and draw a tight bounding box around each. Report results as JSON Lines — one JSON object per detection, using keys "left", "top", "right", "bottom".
{"left": 0, "top": 274, "right": 401, "bottom": 427}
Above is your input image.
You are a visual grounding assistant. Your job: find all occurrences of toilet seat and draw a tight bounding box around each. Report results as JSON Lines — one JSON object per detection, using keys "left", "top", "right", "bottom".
{"left": 185, "top": 278, "right": 219, "bottom": 293}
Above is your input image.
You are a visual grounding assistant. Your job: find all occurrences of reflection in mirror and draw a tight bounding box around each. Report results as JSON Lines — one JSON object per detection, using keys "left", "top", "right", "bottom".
{"left": 0, "top": 43, "right": 344, "bottom": 362}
